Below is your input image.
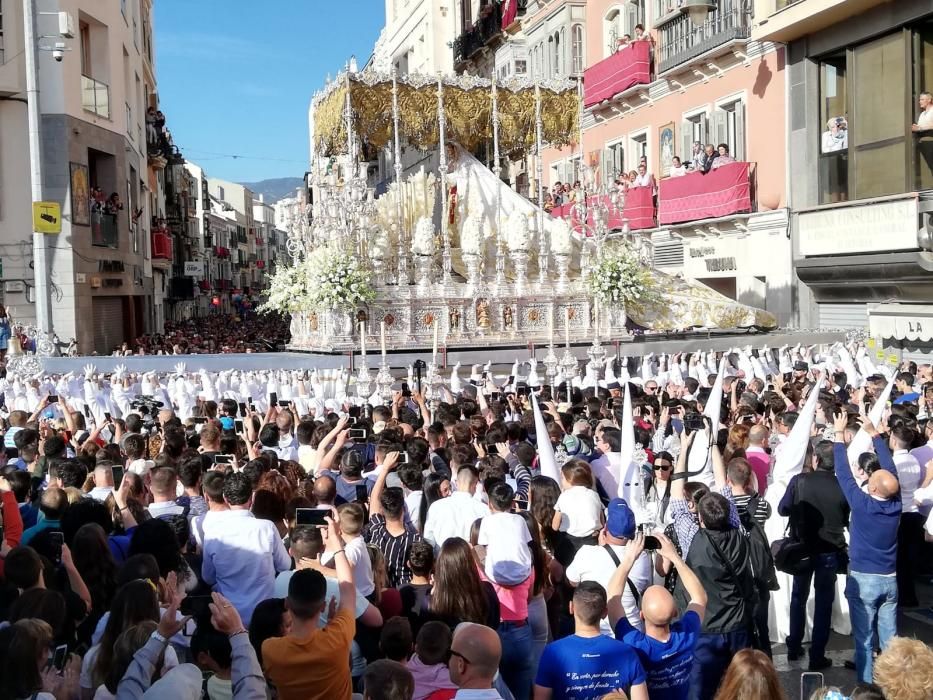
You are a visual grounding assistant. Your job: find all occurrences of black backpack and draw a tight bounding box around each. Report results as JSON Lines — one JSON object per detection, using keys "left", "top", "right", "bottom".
{"left": 740, "top": 496, "right": 779, "bottom": 593}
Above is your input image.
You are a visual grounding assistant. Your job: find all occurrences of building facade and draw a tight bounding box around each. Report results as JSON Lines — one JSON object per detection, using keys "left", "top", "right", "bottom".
{"left": 523, "top": 0, "right": 793, "bottom": 323}
{"left": 753, "top": 0, "right": 933, "bottom": 358}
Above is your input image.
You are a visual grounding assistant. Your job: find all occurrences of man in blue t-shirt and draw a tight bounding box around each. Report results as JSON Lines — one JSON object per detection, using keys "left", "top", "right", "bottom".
{"left": 607, "top": 531, "right": 707, "bottom": 700}
{"left": 534, "top": 581, "right": 648, "bottom": 700}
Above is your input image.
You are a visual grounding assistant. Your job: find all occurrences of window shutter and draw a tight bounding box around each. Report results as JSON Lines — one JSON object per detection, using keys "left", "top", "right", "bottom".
{"left": 626, "top": 2, "right": 639, "bottom": 35}
{"left": 734, "top": 102, "right": 746, "bottom": 161}
{"left": 681, "top": 122, "right": 694, "bottom": 164}
{"left": 710, "top": 109, "right": 727, "bottom": 147}
{"left": 698, "top": 113, "right": 709, "bottom": 144}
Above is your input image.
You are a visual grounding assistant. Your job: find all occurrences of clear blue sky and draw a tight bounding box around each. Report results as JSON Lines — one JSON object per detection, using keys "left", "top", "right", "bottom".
{"left": 154, "top": 1, "right": 385, "bottom": 183}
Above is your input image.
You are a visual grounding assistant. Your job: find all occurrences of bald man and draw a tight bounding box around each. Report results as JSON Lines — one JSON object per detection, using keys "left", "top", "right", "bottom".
{"left": 744, "top": 424, "right": 772, "bottom": 497}
{"left": 607, "top": 532, "right": 706, "bottom": 700}
{"left": 447, "top": 623, "right": 503, "bottom": 696}
{"left": 832, "top": 414, "right": 902, "bottom": 684}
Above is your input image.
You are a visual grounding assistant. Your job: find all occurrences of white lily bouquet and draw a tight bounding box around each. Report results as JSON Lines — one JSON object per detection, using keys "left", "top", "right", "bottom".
{"left": 550, "top": 217, "right": 573, "bottom": 256}
{"left": 305, "top": 243, "right": 376, "bottom": 310}
{"left": 258, "top": 261, "right": 312, "bottom": 314}
{"left": 587, "top": 243, "right": 657, "bottom": 307}
{"left": 461, "top": 214, "right": 484, "bottom": 255}
{"left": 370, "top": 229, "right": 391, "bottom": 261}
{"left": 412, "top": 216, "right": 436, "bottom": 256}
{"left": 506, "top": 212, "right": 531, "bottom": 252}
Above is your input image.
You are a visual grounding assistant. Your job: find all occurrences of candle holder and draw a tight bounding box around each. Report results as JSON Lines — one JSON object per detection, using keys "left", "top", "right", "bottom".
{"left": 375, "top": 360, "right": 394, "bottom": 405}
{"left": 494, "top": 238, "right": 506, "bottom": 291}
{"left": 510, "top": 251, "right": 529, "bottom": 296}
{"left": 543, "top": 345, "right": 560, "bottom": 395}
{"left": 561, "top": 348, "right": 579, "bottom": 382}
{"left": 554, "top": 253, "right": 570, "bottom": 293}
{"left": 586, "top": 336, "right": 607, "bottom": 379}
{"left": 463, "top": 253, "right": 482, "bottom": 295}
{"left": 356, "top": 358, "right": 373, "bottom": 402}
{"left": 414, "top": 254, "right": 433, "bottom": 296}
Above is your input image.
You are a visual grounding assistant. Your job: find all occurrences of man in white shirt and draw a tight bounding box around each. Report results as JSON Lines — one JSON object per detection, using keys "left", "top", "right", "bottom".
{"left": 478, "top": 482, "right": 532, "bottom": 586}
{"left": 566, "top": 498, "right": 652, "bottom": 636}
{"left": 891, "top": 425, "right": 924, "bottom": 607}
{"left": 146, "top": 466, "right": 186, "bottom": 519}
{"left": 590, "top": 427, "right": 622, "bottom": 498}
{"left": 632, "top": 164, "right": 654, "bottom": 189}
{"left": 201, "top": 472, "right": 291, "bottom": 624}
{"left": 424, "top": 465, "right": 489, "bottom": 552}
{"left": 912, "top": 91, "right": 933, "bottom": 177}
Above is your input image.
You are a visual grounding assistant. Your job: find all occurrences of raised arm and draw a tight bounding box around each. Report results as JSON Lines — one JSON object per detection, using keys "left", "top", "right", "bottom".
{"left": 656, "top": 531, "right": 706, "bottom": 622}
{"left": 711, "top": 443, "right": 726, "bottom": 489}
{"left": 325, "top": 516, "right": 356, "bottom": 613}
{"left": 607, "top": 533, "right": 645, "bottom": 629}
{"left": 369, "top": 451, "right": 399, "bottom": 518}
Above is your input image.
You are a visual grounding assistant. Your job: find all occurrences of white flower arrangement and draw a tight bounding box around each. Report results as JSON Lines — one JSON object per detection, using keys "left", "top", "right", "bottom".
{"left": 412, "top": 216, "right": 435, "bottom": 256}
{"left": 506, "top": 212, "right": 531, "bottom": 252}
{"left": 461, "top": 214, "right": 484, "bottom": 255}
{"left": 370, "top": 230, "right": 390, "bottom": 260}
{"left": 550, "top": 218, "right": 573, "bottom": 256}
{"left": 260, "top": 244, "right": 375, "bottom": 314}
{"left": 586, "top": 244, "right": 657, "bottom": 308}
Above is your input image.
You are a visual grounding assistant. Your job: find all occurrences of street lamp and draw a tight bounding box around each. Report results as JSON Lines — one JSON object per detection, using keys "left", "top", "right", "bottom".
{"left": 681, "top": 0, "right": 716, "bottom": 25}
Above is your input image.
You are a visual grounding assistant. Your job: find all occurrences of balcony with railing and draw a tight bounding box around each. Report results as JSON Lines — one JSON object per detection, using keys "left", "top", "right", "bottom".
{"left": 453, "top": 1, "right": 505, "bottom": 67}
{"left": 657, "top": 0, "right": 750, "bottom": 75}
{"left": 81, "top": 75, "right": 111, "bottom": 119}
{"left": 583, "top": 40, "right": 652, "bottom": 108}
{"left": 152, "top": 231, "right": 173, "bottom": 262}
{"left": 91, "top": 211, "right": 118, "bottom": 248}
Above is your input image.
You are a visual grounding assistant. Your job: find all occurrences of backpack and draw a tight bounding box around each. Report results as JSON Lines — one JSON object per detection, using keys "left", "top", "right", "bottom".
{"left": 739, "top": 496, "right": 779, "bottom": 593}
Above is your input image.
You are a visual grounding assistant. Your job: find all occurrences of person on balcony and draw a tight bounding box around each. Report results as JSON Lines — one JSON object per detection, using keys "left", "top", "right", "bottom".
{"left": 689, "top": 142, "right": 704, "bottom": 171}
{"left": 632, "top": 164, "right": 654, "bottom": 189}
{"left": 633, "top": 24, "right": 653, "bottom": 45}
{"left": 615, "top": 34, "right": 632, "bottom": 52}
{"left": 669, "top": 157, "right": 687, "bottom": 178}
{"left": 911, "top": 92, "right": 933, "bottom": 177}
{"left": 821, "top": 117, "right": 848, "bottom": 153}
{"left": 699, "top": 144, "right": 718, "bottom": 174}
{"left": 711, "top": 144, "right": 736, "bottom": 170}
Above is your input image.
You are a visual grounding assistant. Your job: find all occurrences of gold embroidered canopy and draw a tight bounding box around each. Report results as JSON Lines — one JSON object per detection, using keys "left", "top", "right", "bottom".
{"left": 312, "top": 72, "right": 581, "bottom": 157}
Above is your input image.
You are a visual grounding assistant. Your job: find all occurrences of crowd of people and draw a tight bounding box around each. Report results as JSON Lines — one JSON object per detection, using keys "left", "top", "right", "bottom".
{"left": 112, "top": 313, "right": 291, "bottom": 356}
{"left": 0, "top": 341, "right": 932, "bottom": 700}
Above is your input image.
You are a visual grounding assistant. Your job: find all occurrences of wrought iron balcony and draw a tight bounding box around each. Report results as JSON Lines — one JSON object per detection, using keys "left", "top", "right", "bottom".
{"left": 657, "top": 0, "right": 750, "bottom": 74}
{"left": 453, "top": 2, "right": 504, "bottom": 66}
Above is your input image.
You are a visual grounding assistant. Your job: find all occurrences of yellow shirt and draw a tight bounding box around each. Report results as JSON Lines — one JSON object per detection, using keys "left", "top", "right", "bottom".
{"left": 262, "top": 607, "right": 355, "bottom": 700}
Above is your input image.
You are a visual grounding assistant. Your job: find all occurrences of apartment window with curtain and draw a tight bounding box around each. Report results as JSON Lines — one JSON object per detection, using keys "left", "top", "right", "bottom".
{"left": 571, "top": 24, "right": 584, "bottom": 74}
{"left": 818, "top": 53, "right": 848, "bottom": 203}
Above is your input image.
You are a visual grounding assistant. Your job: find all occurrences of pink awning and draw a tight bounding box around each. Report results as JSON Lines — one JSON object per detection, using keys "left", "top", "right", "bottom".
{"left": 658, "top": 162, "right": 752, "bottom": 225}
{"left": 583, "top": 41, "right": 651, "bottom": 108}
{"left": 549, "top": 187, "right": 656, "bottom": 232}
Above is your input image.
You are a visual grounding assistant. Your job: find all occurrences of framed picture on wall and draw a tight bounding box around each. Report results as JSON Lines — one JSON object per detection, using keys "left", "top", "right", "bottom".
{"left": 659, "top": 123, "right": 675, "bottom": 176}
{"left": 70, "top": 163, "right": 90, "bottom": 226}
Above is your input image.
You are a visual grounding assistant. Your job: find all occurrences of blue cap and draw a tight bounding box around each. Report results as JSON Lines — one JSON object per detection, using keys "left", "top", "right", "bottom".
{"left": 606, "top": 498, "right": 636, "bottom": 539}
{"left": 893, "top": 392, "right": 920, "bottom": 405}
{"left": 220, "top": 417, "right": 235, "bottom": 431}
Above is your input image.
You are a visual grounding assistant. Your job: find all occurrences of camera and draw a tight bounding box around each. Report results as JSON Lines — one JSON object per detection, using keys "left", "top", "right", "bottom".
{"left": 130, "top": 395, "right": 164, "bottom": 433}
{"left": 52, "top": 48, "right": 64, "bottom": 62}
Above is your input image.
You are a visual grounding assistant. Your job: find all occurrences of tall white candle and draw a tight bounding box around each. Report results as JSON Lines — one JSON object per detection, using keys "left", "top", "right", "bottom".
{"left": 594, "top": 298, "right": 600, "bottom": 338}
{"left": 380, "top": 321, "right": 387, "bottom": 358}
{"left": 360, "top": 321, "right": 366, "bottom": 357}
{"left": 548, "top": 306, "right": 554, "bottom": 346}
{"left": 565, "top": 307, "right": 571, "bottom": 347}
{"left": 432, "top": 319, "right": 439, "bottom": 360}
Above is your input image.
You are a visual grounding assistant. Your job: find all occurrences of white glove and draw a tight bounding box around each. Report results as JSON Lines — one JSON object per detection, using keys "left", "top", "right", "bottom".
{"left": 174, "top": 362, "right": 187, "bottom": 377}
{"left": 83, "top": 364, "right": 97, "bottom": 380}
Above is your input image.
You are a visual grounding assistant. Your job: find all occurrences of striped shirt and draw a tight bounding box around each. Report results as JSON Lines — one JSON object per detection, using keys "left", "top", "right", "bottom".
{"left": 732, "top": 493, "right": 772, "bottom": 526}
{"left": 366, "top": 514, "right": 421, "bottom": 588}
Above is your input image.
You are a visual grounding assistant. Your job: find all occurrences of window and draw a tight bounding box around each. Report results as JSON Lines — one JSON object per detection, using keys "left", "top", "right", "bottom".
{"left": 631, "top": 132, "right": 648, "bottom": 171}
{"left": 604, "top": 7, "right": 624, "bottom": 58}
{"left": 680, "top": 112, "right": 708, "bottom": 164}
{"left": 80, "top": 22, "right": 91, "bottom": 75}
{"left": 571, "top": 24, "right": 584, "bottom": 75}
{"left": 515, "top": 59, "right": 527, "bottom": 75}
{"left": 604, "top": 141, "right": 625, "bottom": 182}
{"left": 915, "top": 25, "right": 933, "bottom": 191}
{"left": 713, "top": 99, "right": 746, "bottom": 161}
{"left": 818, "top": 53, "right": 847, "bottom": 203}
{"left": 461, "top": 0, "right": 472, "bottom": 32}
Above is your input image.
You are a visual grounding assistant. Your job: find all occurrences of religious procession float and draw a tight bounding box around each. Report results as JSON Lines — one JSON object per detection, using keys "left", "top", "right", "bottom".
{"left": 266, "top": 68, "right": 777, "bottom": 377}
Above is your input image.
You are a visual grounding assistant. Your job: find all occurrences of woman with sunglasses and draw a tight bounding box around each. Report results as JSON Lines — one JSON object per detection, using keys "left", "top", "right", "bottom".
{"left": 645, "top": 451, "right": 675, "bottom": 526}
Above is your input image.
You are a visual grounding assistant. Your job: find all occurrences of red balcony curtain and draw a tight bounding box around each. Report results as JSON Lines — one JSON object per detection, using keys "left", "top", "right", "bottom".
{"left": 550, "top": 190, "right": 656, "bottom": 232}
{"left": 502, "top": 0, "right": 518, "bottom": 28}
{"left": 583, "top": 41, "right": 651, "bottom": 107}
{"left": 658, "top": 162, "right": 752, "bottom": 226}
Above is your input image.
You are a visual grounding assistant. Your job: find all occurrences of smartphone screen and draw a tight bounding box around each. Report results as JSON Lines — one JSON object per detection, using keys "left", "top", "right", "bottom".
{"left": 193, "top": 416, "right": 207, "bottom": 424}
{"left": 277, "top": 400, "right": 291, "bottom": 408}
{"left": 183, "top": 618, "right": 197, "bottom": 637}
{"left": 401, "top": 382, "right": 411, "bottom": 398}
{"left": 355, "top": 484, "right": 369, "bottom": 502}
{"left": 348, "top": 428, "right": 367, "bottom": 441}
{"left": 51, "top": 643, "right": 68, "bottom": 672}
{"left": 800, "top": 672, "right": 824, "bottom": 700}
{"left": 514, "top": 498, "right": 529, "bottom": 511}
{"left": 269, "top": 392, "right": 278, "bottom": 406}
{"left": 180, "top": 595, "right": 213, "bottom": 618}
{"left": 213, "top": 454, "right": 234, "bottom": 465}
{"left": 47, "top": 395, "right": 59, "bottom": 404}
{"left": 111, "top": 466, "right": 125, "bottom": 489}
{"left": 104, "top": 412, "right": 112, "bottom": 422}
{"left": 398, "top": 453, "right": 410, "bottom": 465}
{"left": 295, "top": 508, "right": 329, "bottom": 527}
{"left": 643, "top": 536, "right": 661, "bottom": 551}
{"left": 234, "top": 419, "right": 244, "bottom": 433}
{"left": 49, "top": 531, "right": 64, "bottom": 564}
{"left": 238, "top": 402, "right": 247, "bottom": 417}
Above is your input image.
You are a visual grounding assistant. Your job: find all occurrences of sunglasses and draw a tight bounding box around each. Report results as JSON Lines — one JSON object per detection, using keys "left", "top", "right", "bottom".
{"left": 653, "top": 463, "right": 672, "bottom": 471}
{"left": 447, "top": 649, "right": 471, "bottom": 665}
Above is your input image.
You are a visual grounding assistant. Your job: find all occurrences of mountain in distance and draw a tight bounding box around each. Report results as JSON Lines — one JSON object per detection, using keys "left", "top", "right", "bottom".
{"left": 240, "top": 177, "right": 304, "bottom": 204}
